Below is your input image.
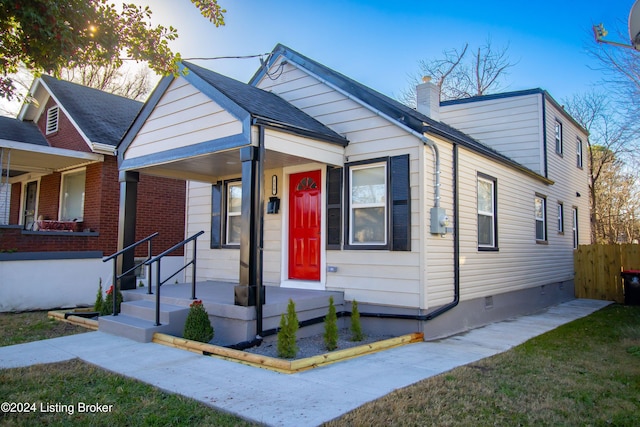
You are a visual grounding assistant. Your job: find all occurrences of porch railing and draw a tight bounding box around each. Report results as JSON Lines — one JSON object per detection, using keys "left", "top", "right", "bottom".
{"left": 145, "top": 230, "right": 204, "bottom": 326}
{"left": 102, "top": 232, "right": 159, "bottom": 316}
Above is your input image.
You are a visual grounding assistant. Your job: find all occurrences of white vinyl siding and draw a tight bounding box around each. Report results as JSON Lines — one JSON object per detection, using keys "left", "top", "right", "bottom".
{"left": 439, "top": 94, "right": 544, "bottom": 174}
{"left": 257, "top": 59, "right": 423, "bottom": 307}
{"left": 123, "top": 77, "right": 242, "bottom": 161}
{"left": 46, "top": 106, "right": 59, "bottom": 134}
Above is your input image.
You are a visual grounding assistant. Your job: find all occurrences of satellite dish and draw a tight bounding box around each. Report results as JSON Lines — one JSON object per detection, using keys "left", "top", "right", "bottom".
{"left": 629, "top": 0, "right": 640, "bottom": 49}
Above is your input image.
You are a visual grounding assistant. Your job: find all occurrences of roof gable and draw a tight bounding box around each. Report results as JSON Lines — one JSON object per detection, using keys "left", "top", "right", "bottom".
{"left": 252, "top": 44, "right": 550, "bottom": 180}
{"left": 183, "top": 61, "right": 347, "bottom": 145}
{"left": 39, "top": 75, "right": 143, "bottom": 147}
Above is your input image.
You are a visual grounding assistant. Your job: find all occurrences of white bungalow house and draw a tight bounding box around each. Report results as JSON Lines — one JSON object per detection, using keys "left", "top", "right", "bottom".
{"left": 115, "top": 44, "right": 589, "bottom": 342}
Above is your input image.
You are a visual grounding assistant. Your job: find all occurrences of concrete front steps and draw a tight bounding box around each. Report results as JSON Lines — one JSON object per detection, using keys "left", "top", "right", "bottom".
{"left": 98, "top": 299, "right": 189, "bottom": 343}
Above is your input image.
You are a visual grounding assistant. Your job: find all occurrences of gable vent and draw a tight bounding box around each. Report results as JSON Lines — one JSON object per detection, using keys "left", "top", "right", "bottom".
{"left": 46, "top": 106, "right": 59, "bottom": 134}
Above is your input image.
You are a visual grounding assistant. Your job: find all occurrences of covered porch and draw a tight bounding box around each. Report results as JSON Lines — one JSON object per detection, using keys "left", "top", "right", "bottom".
{"left": 99, "top": 281, "right": 344, "bottom": 346}
{"left": 112, "top": 62, "right": 349, "bottom": 340}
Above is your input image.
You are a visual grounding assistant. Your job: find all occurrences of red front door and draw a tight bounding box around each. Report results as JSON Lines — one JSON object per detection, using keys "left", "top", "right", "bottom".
{"left": 289, "top": 170, "right": 321, "bottom": 281}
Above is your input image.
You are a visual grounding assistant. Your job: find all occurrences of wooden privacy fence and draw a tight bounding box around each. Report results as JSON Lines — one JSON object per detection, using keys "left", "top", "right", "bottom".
{"left": 574, "top": 244, "right": 640, "bottom": 303}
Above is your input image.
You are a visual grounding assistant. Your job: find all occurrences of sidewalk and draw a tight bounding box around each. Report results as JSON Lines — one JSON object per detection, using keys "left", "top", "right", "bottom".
{"left": 0, "top": 299, "right": 610, "bottom": 427}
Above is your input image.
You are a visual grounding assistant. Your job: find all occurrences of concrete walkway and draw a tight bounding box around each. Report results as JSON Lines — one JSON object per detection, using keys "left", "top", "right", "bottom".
{"left": 0, "top": 299, "right": 610, "bottom": 427}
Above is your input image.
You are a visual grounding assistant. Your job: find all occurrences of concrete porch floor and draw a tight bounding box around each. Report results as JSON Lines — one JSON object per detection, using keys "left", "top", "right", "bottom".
{"left": 118, "top": 281, "right": 344, "bottom": 345}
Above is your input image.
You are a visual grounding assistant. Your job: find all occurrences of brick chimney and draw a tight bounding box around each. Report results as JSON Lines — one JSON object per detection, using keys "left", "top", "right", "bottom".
{"left": 416, "top": 76, "right": 440, "bottom": 121}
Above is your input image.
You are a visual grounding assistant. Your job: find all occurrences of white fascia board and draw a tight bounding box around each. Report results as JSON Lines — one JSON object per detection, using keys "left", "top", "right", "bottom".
{"left": 0, "top": 139, "right": 103, "bottom": 162}
{"left": 91, "top": 142, "right": 116, "bottom": 155}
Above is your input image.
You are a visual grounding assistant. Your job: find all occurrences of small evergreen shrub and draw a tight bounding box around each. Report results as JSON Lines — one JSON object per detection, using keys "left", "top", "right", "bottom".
{"left": 183, "top": 300, "right": 214, "bottom": 343}
{"left": 277, "top": 299, "right": 298, "bottom": 358}
{"left": 100, "top": 285, "right": 123, "bottom": 316}
{"left": 324, "top": 296, "right": 338, "bottom": 351}
{"left": 350, "top": 299, "right": 364, "bottom": 341}
{"left": 94, "top": 280, "right": 104, "bottom": 314}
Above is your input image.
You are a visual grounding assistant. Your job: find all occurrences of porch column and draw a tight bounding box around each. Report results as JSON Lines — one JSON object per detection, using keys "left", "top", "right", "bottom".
{"left": 235, "top": 146, "right": 265, "bottom": 307}
{"left": 117, "top": 170, "right": 139, "bottom": 290}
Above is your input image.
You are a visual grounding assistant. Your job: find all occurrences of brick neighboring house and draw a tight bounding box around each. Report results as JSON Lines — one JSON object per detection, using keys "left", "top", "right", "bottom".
{"left": 0, "top": 76, "right": 186, "bottom": 312}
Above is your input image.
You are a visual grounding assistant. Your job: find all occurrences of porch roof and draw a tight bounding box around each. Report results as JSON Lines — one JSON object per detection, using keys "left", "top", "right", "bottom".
{"left": 0, "top": 117, "right": 103, "bottom": 180}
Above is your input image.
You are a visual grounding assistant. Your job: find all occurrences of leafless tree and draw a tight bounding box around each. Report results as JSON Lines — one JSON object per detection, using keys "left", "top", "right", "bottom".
{"left": 563, "top": 91, "right": 640, "bottom": 243}
{"left": 60, "top": 62, "right": 156, "bottom": 101}
{"left": 401, "top": 38, "right": 516, "bottom": 105}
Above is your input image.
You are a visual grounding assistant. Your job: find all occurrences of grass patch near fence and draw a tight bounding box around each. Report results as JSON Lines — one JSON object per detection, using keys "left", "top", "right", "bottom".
{"left": 0, "top": 358, "right": 256, "bottom": 427}
{"left": 325, "top": 304, "right": 640, "bottom": 426}
{"left": 0, "top": 311, "right": 89, "bottom": 347}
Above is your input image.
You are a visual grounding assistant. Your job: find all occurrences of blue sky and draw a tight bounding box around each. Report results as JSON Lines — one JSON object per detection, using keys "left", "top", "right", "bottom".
{"left": 141, "top": 0, "right": 634, "bottom": 104}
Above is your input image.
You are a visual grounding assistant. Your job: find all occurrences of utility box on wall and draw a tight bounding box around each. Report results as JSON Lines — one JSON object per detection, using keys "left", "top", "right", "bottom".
{"left": 430, "top": 207, "right": 449, "bottom": 235}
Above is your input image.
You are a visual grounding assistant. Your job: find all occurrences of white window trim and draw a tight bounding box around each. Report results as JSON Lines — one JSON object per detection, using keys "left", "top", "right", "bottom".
{"left": 477, "top": 176, "right": 496, "bottom": 248}
{"left": 555, "top": 120, "right": 563, "bottom": 155}
{"left": 58, "top": 168, "right": 86, "bottom": 221}
{"left": 349, "top": 161, "right": 387, "bottom": 246}
{"left": 225, "top": 180, "right": 242, "bottom": 246}
{"left": 535, "top": 195, "right": 547, "bottom": 241}
{"left": 557, "top": 202, "right": 564, "bottom": 233}
{"left": 572, "top": 207, "right": 579, "bottom": 249}
{"left": 46, "top": 106, "right": 59, "bottom": 135}
{"left": 576, "top": 137, "right": 583, "bottom": 168}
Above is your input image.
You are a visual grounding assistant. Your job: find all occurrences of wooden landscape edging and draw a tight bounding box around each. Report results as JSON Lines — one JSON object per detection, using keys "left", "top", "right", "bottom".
{"left": 152, "top": 332, "right": 424, "bottom": 374}
{"left": 48, "top": 310, "right": 99, "bottom": 330}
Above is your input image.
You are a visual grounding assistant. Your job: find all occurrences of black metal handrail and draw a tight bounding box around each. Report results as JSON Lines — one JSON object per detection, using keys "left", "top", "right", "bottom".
{"left": 103, "top": 232, "right": 159, "bottom": 316}
{"left": 145, "top": 230, "right": 204, "bottom": 326}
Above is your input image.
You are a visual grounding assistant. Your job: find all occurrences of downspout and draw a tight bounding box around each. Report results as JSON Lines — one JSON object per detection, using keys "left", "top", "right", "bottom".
{"left": 256, "top": 123, "right": 265, "bottom": 338}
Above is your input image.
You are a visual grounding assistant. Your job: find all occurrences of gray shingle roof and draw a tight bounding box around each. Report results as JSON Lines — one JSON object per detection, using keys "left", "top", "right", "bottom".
{"left": 251, "top": 44, "right": 544, "bottom": 177}
{"left": 41, "top": 75, "right": 143, "bottom": 147}
{"left": 183, "top": 61, "right": 347, "bottom": 145}
{"left": 0, "top": 116, "right": 49, "bottom": 146}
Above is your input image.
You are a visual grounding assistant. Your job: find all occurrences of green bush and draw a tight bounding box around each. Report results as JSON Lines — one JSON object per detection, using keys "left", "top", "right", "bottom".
{"left": 350, "top": 299, "right": 364, "bottom": 341}
{"left": 277, "top": 299, "right": 298, "bottom": 358}
{"left": 324, "top": 296, "right": 338, "bottom": 351}
{"left": 100, "top": 285, "right": 123, "bottom": 316}
{"left": 183, "top": 300, "right": 214, "bottom": 343}
{"left": 94, "top": 280, "right": 104, "bottom": 314}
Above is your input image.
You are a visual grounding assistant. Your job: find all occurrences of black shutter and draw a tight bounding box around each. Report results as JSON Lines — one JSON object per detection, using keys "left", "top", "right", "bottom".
{"left": 326, "top": 166, "right": 343, "bottom": 249}
{"left": 211, "top": 182, "right": 222, "bottom": 249}
{"left": 390, "top": 155, "right": 410, "bottom": 251}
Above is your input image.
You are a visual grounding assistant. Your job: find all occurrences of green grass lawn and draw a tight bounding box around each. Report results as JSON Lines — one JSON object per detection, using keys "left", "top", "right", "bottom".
{"left": 2, "top": 305, "right": 639, "bottom": 426}
{"left": 0, "top": 311, "right": 89, "bottom": 347}
{"left": 325, "top": 304, "right": 640, "bottom": 426}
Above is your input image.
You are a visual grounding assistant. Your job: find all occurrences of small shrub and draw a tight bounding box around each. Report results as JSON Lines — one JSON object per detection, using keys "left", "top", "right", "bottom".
{"left": 183, "top": 300, "right": 214, "bottom": 343}
{"left": 277, "top": 299, "right": 298, "bottom": 358}
{"left": 94, "top": 280, "right": 104, "bottom": 314}
{"left": 350, "top": 299, "right": 364, "bottom": 341}
{"left": 324, "top": 296, "right": 338, "bottom": 351}
{"left": 100, "top": 285, "right": 123, "bottom": 316}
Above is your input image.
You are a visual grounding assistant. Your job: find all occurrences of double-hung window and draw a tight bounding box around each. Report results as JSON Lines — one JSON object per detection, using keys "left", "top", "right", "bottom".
{"left": 557, "top": 202, "right": 564, "bottom": 233}
{"left": 535, "top": 195, "right": 547, "bottom": 242}
{"left": 477, "top": 174, "right": 497, "bottom": 249}
{"left": 555, "top": 120, "right": 563, "bottom": 155}
{"left": 349, "top": 162, "right": 387, "bottom": 246}
{"left": 576, "top": 138, "right": 583, "bottom": 168}
{"left": 339, "top": 155, "right": 410, "bottom": 251}
{"left": 225, "top": 181, "right": 242, "bottom": 245}
{"left": 60, "top": 169, "right": 86, "bottom": 221}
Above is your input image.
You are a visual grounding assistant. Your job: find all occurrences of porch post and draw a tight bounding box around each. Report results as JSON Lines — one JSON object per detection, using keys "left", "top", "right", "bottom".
{"left": 235, "top": 145, "right": 265, "bottom": 307}
{"left": 117, "top": 170, "right": 139, "bottom": 290}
